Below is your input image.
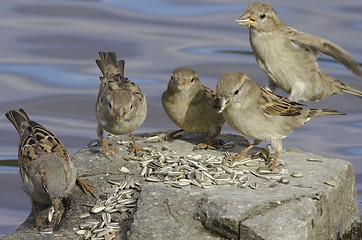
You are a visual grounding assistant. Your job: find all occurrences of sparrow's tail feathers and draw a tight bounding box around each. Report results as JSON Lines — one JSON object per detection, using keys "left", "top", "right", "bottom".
{"left": 309, "top": 108, "right": 345, "bottom": 118}
{"left": 96, "top": 52, "right": 125, "bottom": 79}
{"left": 341, "top": 83, "right": 362, "bottom": 98}
{"left": 5, "top": 108, "right": 31, "bottom": 135}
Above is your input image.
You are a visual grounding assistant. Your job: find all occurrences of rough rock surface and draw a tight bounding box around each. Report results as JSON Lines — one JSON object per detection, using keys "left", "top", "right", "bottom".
{"left": 2, "top": 132, "right": 361, "bottom": 240}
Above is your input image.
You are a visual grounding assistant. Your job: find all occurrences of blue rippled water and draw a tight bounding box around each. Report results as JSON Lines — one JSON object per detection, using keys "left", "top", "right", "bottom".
{"left": 0, "top": 0, "right": 361, "bottom": 236}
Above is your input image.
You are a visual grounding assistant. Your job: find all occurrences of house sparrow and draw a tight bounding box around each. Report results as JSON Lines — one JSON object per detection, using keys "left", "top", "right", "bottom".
{"left": 237, "top": 2, "right": 362, "bottom": 102}
{"left": 95, "top": 52, "right": 147, "bottom": 156}
{"left": 5, "top": 108, "right": 94, "bottom": 230}
{"left": 216, "top": 72, "right": 344, "bottom": 169}
{"left": 162, "top": 68, "right": 225, "bottom": 149}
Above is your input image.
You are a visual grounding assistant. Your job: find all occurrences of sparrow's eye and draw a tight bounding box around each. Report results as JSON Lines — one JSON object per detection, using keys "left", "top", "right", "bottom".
{"left": 234, "top": 89, "right": 240, "bottom": 95}
{"left": 170, "top": 76, "right": 174, "bottom": 81}
{"left": 130, "top": 104, "right": 133, "bottom": 110}
{"left": 260, "top": 14, "right": 266, "bottom": 19}
{"left": 190, "top": 78, "right": 195, "bottom": 83}
{"left": 108, "top": 102, "right": 112, "bottom": 109}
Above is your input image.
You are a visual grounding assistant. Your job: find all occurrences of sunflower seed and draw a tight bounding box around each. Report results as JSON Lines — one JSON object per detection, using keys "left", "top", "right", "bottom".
{"left": 306, "top": 158, "right": 323, "bottom": 162}
{"left": 324, "top": 180, "right": 336, "bottom": 187}
{"left": 107, "top": 180, "right": 121, "bottom": 186}
{"left": 102, "top": 213, "right": 111, "bottom": 223}
{"left": 290, "top": 172, "right": 303, "bottom": 178}
{"left": 279, "top": 177, "right": 289, "bottom": 184}
{"left": 79, "top": 212, "right": 91, "bottom": 219}
{"left": 91, "top": 206, "right": 105, "bottom": 213}
{"left": 106, "top": 222, "right": 120, "bottom": 229}
{"left": 238, "top": 176, "right": 248, "bottom": 184}
{"left": 269, "top": 181, "right": 279, "bottom": 187}
{"left": 249, "top": 182, "right": 258, "bottom": 189}
{"left": 39, "top": 228, "right": 53, "bottom": 235}
{"left": 250, "top": 169, "right": 270, "bottom": 180}
{"left": 119, "top": 166, "right": 131, "bottom": 174}
{"left": 145, "top": 176, "right": 162, "bottom": 182}
{"left": 222, "top": 142, "right": 235, "bottom": 149}
{"left": 139, "top": 165, "right": 148, "bottom": 177}
{"left": 76, "top": 229, "right": 87, "bottom": 235}
{"left": 48, "top": 207, "right": 55, "bottom": 222}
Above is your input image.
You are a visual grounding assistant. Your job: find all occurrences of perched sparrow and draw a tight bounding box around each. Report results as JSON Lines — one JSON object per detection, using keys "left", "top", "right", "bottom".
{"left": 237, "top": 2, "right": 362, "bottom": 102}
{"left": 216, "top": 72, "right": 344, "bottom": 169}
{"left": 162, "top": 68, "right": 225, "bottom": 149}
{"left": 95, "top": 52, "right": 147, "bottom": 156}
{"left": 5, "top": 109, "right": 94, "bottom": 230}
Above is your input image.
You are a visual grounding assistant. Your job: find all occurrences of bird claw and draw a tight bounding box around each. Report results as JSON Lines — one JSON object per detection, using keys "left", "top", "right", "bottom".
{"left": 193, "top": 143, "right": 215, "bottom": 151}
{"left": 163, "top": 129, "right": 184, "bottom": 141}
{"left": 76, "top": 178, "right": 96, "bottom": 198}
{"left": 35, "top": 216, "right": 48, "bottom": 231}
{"left": 129, "top": 134, "right": 144, "bottom": 156}
{"left": 259, "top": 148, "right": 280, "bottom": 172}
{"left": 129, "top": 142, "right": 142, "bottom": 156}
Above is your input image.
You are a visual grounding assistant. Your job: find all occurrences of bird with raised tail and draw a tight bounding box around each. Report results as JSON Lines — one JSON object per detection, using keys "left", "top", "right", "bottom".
{"left": 5, "top": 108, "right": 94, "bottom": 230}
{"left": 216, "top": 72, "right": 344, "bottom": 170}
{"left": 95, "top": 52, "right": 147, "bottom": 156}
{"left": 236, "top": 2, "right": 362, "bottom": 102}
{"left": 162, "top": 68, "right": 225, "bottom": 149}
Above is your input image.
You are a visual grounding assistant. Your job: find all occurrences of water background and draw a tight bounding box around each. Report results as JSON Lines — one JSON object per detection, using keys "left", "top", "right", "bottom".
{"left": 0, "top": 0, "right": 361, "bottom": 236}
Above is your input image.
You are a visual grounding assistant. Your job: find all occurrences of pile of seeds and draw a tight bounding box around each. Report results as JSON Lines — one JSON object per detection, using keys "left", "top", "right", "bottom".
{"left": 75, "top": 174, "right": 140, "bottom": 240}
{"left": 123, "top": 137, "right": 295, "bottom": 190}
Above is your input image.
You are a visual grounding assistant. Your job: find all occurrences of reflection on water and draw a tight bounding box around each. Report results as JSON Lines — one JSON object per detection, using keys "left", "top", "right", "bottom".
{"left": 104, "top": 0, "right": 242, "bottom": 16}
{"left": 0, "top": 0, "right": 361, "bottom": 236}
{"left": 0, "top": 64, "right": 97, "bottom": 88}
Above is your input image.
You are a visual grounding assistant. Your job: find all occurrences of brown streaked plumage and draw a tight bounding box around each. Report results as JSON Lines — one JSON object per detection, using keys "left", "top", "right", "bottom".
{"left": 217, "top": 72, "right": 344, "bottom": 169}
{"left": 5, "top": 108, "right": 94, "bottom": 230}
{"left": 95, "top": 52, "right": 147, "bottom": 156}
{"left": 237, "top": 2, "right": 362, "bottom": 102}
{"left": 162, "top": 68, "right": 225, "bottom": 149}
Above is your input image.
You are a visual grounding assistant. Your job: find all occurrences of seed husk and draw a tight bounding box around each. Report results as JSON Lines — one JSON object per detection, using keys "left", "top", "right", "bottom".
{"left": 290, "top": 172, "right": 303, "bottom": 178}
{"left": 91, "top": 206, "right": 105, "bottom": 213}
{"left": 79, "top": 212, "right": 91, "bottom": 219}
{"left": 119, "top": 166, "right": 131, "bottom": 174}
{"left": 324, "top": 180, "right": 336, "bottom": 187}
{"left": 249, "top": 182, "right": 258, "bottom": 189}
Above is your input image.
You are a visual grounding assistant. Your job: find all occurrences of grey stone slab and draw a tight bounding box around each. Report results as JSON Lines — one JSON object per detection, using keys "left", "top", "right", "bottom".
{"left": 3, "top": 132, "right": 361, "bottom": 240}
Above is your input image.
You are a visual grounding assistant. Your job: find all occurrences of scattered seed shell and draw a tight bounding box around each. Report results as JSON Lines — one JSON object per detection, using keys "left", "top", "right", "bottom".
{"left": 324, "top": 181, "right": 336, "bottom": 187}
{"left": 76, "top": 229, "right": 87, "bottom": 235}
{"left": 91, "top": 206, "right": 105, "bottom": 213}
{"left": 222, "top": 142, "right": 235, "bottom": 149}
{"left": 119, "top": 166, "right": 131, "bottom": 174}
{"left": 290, "top": 172, "right": 303, "bottom": 178}
{"left": 249, "top": 182, "right": 258, "bottom": 189}
{"left": 79, "top": 212, "right": 91, "bottom": 219}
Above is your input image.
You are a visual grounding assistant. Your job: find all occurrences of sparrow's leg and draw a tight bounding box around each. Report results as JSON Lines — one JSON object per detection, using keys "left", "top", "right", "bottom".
{"left": 266, "top": 151, "right": 279, "bottom": 171}
{"left": 32, "top": 201, "right": 47, "bottom": 230}
{"left": 51, "top": 198, "right": 62, "bottom": 225}
{"left": 266, "top": 138, "right": 283, "bottom": 171}
{"left": 233, "top": 140, "right": 262, "bottom": 160}
{"left": 129, "top": 133, "right": 144, "bottom": 156}
{"left": 97, "top": 124, "right": 114, "bottom": 156}
{"left": 194, "top": 125, "right": 221, "bottom": 150}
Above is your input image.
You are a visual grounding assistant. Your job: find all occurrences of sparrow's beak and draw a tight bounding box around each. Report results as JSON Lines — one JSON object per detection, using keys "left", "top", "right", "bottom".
{"left": 117, "top": 110, "right": 128, "bottom": 122}
{"left": 217, "top": 97, "right": 231, "bottom": 113}
{"left": 236, "top": 12, "right": 256, "bottom": 27}
{"left": 175, "top": 78, "right": 188, "bottom": 90}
